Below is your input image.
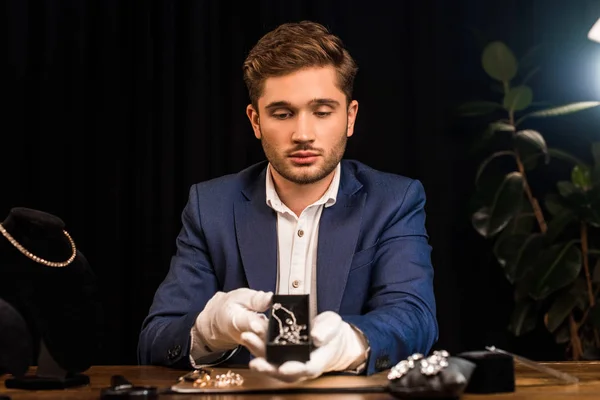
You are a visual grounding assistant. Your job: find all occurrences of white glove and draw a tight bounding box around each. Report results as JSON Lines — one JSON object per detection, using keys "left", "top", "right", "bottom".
{"left": 243, "top": 311, "right": 367, "bottom": 383}
{"left": 192, "top": 288, "right": 273, "bottom": 356}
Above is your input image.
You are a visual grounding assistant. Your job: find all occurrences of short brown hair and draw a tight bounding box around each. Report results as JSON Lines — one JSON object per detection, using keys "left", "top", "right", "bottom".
{"left": 243, "top": 21, "right": 358, "bottom": 109}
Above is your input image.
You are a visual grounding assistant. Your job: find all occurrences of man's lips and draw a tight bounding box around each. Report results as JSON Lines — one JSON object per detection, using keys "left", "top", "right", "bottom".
{"left": 289, "top": 151, "right": 320, "bottom": 164}
{"left": 289, "top": 151, "right": 319, "bottom": 157}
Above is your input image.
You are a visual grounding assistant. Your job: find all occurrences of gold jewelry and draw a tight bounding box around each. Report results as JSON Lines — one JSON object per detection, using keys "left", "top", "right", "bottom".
{"left": 0, "top": 223, "right": 77, "bottom": 268}
{"left": 192, "top": 370, "right": 243, "bottom": 388}
{"left": 179, "top": 368, "right": 212, "bottom": 382}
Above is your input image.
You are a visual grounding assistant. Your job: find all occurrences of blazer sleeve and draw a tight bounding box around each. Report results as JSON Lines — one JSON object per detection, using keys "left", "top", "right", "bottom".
{"left": 342, "top": 179, "right": 438, "bottom": 375}
{"left": 137, "top": 184, "right": 220, "bottom": 368}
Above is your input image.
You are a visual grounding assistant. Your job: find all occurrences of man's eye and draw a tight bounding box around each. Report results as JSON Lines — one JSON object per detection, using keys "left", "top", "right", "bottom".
{"left": 315, "top": 112, "right": 332, "bottom": 118}
{"left": 273, "top": 112, "right": 292, "bottom": 120}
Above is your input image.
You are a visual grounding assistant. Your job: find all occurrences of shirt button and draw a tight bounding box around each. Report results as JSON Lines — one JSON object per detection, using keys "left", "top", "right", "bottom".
{"left": 292, "top": 280, "right": 300, "bottom": 288}
{"left": 297, "top": 229, "right": 304, "bottom": 237}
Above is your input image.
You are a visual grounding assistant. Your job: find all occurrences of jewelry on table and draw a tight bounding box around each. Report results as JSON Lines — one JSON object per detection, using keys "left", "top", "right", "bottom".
{"left": 179, "top": 368, "right": 211, "bottom": 382}
{"left": 271, "top": 302, "right": 308, "bottom": 345}
{"left": 190, "top": 370, "right": 244, "bottom": 388}
{"left": 388, "top": 350, "right": 450, "bottom": 380}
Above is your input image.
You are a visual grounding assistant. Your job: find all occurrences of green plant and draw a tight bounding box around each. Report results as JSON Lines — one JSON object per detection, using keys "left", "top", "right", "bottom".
{"left": 460, "top": 40, "right": 600, "bottom": 360}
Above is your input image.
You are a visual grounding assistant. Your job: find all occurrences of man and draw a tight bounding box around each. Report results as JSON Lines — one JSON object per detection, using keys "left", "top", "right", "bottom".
{"left": 138, "top": 20, "right": 438, "bottom": 382}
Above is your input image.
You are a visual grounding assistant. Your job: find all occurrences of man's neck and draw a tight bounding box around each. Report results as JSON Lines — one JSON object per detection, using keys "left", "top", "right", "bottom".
{"left": 271, "top": 169, "right": 336, "bottom": 217}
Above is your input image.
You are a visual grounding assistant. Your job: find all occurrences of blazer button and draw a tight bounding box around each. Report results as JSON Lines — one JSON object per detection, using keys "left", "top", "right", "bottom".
{"left": 168, "top": 345, "right": 181, "bottom": 360}
{"left": 173, "top": 345, "right": 181, "bottom": 357}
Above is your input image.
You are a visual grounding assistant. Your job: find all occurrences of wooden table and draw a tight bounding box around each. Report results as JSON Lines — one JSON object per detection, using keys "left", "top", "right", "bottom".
{"left": 1, "top": 362, "right": 600, "bottom": 399}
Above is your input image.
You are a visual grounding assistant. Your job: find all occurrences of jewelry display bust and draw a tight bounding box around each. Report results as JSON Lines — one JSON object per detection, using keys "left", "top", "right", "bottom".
{"left": 0, "top": 297, "right": 32, "bottom": 378}
{"left": 266, "top": 294, "right": 312, "bottom": 365}
{"left": 0, "top": 207, "right": 101, "bottom": 389}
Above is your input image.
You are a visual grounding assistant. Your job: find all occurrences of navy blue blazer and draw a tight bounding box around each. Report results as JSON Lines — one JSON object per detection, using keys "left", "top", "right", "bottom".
{"left": 138, "top": 160, "right": 438, "bottom": 375}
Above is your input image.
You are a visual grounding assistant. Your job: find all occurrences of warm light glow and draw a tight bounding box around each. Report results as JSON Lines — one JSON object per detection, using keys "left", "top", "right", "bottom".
{"left": 589, "top": 18, "right": 600, "bottom": 43}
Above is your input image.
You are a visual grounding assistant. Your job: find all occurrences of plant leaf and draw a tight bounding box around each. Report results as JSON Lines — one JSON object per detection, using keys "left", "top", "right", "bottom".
{"left": 470, "top": 121, "right": 516, "bottom": 155}
{"left": 544, "top": 209, "right": 576, "bottom": 245}
{"left": 544, "top": 291, "right": 579, "bottom": 332}
{"left": 490, "top": 121, "right": 516, "bottom": 132}
{"left": 544, "top": 193, "right": 567, "bottom": 216}
{"left": 508, "top": 298, "right": 537, "bottom": 336}
{"left": 579, "top": 194, "right": 600, "bottom": 227}
{"left": 471, "top": 172, "right": 525, "bottom": 238}
{"left": 571, "top": 165, "right": 592, "bottom": 190}
{"left": 494, "top": 234, "right": 528, "bottom": 269}
{"left": 482, "top": 41, "right": 518, "bottom": 82}
{"left": 544, "top": 278, "right": 587, "bottom": 334}
{"left": 475, "top": 151, "right": 516, "bottom": 184}
{"left": 469, "top": 174, "right": 507, "bottom": 214}
{"left": 560, "top": 187, "right": 594, "bottom": 219}
{"left": 504, "top": 86, "right": 533, "bottom": 112}
{"left": 495, "top": 206, "right": 536, "bottom": 252}
{"left": 525, "top": 101, "right": 600, "bottom": 117}
{"left": 554, "top": 323, "right": 570, "bottom": 344}
{"left": 515, "top": 129, "right": 549, "bottom": 168}
{"left": 557, "top": 181, "right": 577, "bottom": 198}
{"left": 528, "top": 241, "right": 582, "bottom": 300}
{"left": 495, "top": 233, "right": 544, "bottom": 283}
{"left": 504, "top": 212, "right": 536, "bottom": 235}
{"left": 548, "top": 148, "right": 589, "bottom": 168}
{"left": 569, "top": 277, "right": 590, "bottom": 311}
{"left": 457, "top": 101, "right": 505, "bottom": 117}
{"left": 515, "top": 130, "right": 548, "bottom": 159}
{"left": 495, "top": 198, "right": 535, "bottom": 240}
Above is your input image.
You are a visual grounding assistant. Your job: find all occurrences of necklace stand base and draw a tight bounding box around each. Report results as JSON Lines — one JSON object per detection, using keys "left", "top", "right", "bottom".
{"left": 4, "top": 340, "right": 89, "bottom": 390}
{"left": 5, "top": 374, "right": 90, "bottom": 390}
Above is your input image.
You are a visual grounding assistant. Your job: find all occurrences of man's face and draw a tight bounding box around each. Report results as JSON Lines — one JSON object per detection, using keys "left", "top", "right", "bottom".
{"left": 247, "top": 66, "right": 358, "bottom": 185}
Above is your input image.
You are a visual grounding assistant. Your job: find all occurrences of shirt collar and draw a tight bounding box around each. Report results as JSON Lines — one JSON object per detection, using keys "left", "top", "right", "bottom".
{"left": 265, "top": 162, "right": 341, "bottom": 213}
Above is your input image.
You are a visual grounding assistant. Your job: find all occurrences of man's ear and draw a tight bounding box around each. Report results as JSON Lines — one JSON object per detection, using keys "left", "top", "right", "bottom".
{"left": 346, "top": 100, "right": 359, "bottom": 138}
{"left": 246, "top": 104, "right": 261, "bottom": 139}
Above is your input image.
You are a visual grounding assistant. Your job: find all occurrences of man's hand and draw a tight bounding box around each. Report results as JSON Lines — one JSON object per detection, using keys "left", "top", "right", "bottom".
{"left": 192, "top": 288, "right": 272, "bottom": 356}
{"left": 242, "top": 311, "right": 367, "bottom": 383}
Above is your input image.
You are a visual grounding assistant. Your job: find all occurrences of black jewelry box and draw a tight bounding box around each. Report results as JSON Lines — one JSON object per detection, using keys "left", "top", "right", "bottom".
{"left": 457, "top": 350, "right": 515, "bottom": 394}
{"left": 266, "top": 294, "right": 312, "bottom": 365}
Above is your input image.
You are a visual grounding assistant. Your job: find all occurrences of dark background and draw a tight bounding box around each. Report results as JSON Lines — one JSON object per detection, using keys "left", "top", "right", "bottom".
{"left": 1, "top": 0, "right": 600, "bottom": 365}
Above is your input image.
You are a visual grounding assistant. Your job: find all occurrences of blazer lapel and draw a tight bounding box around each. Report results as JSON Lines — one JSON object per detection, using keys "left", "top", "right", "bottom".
{"left": 234, "top": 168, "right": 278, "bottom": 294}
{"left": 317, "top": 165, "right": 366, "bottom": 313}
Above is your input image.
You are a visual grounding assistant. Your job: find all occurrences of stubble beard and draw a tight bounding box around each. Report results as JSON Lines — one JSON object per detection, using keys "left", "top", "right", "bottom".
{"left": 259, "top": 125, "right": 348, "bottom": 185}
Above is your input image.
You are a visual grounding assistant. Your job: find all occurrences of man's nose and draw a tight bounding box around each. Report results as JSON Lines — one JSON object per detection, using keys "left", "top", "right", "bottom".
{"left": 291, "top": 113, "right": 316, "bottom": 142}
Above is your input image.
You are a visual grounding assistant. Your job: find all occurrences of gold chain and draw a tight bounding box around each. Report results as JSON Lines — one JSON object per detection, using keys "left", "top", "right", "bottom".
{"left": 0, "top": 223, "right": 77, "bottom": 267}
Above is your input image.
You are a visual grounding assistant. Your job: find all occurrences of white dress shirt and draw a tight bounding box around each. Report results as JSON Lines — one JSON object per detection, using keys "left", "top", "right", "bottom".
{"left": 265, "top": 162, "right": 340, "bottom": 321}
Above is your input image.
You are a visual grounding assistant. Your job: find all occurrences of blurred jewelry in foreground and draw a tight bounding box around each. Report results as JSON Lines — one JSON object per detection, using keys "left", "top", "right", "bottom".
{"left": 388, "top": 350, "right": 450, "bottom": 380}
